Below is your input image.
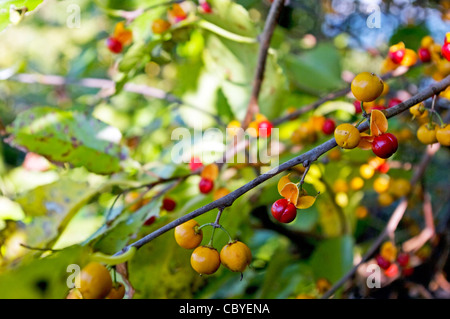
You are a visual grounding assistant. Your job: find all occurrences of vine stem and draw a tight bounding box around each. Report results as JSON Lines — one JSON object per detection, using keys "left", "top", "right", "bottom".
{"left": 118, "top": 75, "right": 450, "bottom": 254}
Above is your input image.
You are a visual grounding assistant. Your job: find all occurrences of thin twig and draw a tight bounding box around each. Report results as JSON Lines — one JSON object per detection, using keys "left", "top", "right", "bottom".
{"left": 402, "top": 192, "right": 436, "bottom": 253}
{"left": 241, "top": 0, "right": 286, "bottom": 129}
{"left": 321, "top": 144, "right": 441, "bottom": 299}
{"left": 271, "top": 64, "right": 419, "bottom": 126}
{"left": 7, "top": 73, "right": 224, "bottom": 125}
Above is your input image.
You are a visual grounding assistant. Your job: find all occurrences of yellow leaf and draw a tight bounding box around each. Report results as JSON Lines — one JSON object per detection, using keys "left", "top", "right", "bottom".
{"left": 255, "top": 113, "right": 267, "bottom": 122}
{"left": 370, "top": 109, "right": 388, "bottom": 136}
{"left": 296, "top": 195, "right": 316, "bottom": 209}
{"left": 357, "top": 133, "right": 374, "bottom": 150}
{"left": 114, "top": 21, "right": 133, "bottom": 46}
{"left": 201, "top": 163, "right": 219, "bottom": 181}
{"left": 280, "top": 183, "right": 299, "bottom": 205}
{"left": 277, "top": 174, "right": 293, "bottom": 195}
{"left": 400, "top": 49, "right": 418, "bottom": 67}
{"left": 114, "top": 21, "right": 125, "bottom": 36}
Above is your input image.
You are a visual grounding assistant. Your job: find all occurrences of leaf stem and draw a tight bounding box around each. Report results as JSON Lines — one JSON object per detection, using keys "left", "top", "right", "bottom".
{"left": 197, "top": 20, "right": 257, "bottom": 44}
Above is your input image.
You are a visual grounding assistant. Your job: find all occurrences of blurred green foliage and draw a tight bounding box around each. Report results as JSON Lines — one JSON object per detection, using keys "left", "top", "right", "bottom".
{"left": 0, "top": 0, "right": 449, "bottom": 300}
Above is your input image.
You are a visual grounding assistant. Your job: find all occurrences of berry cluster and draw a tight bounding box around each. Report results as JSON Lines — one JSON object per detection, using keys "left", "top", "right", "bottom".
{"left": 374, "top": 176, "right": 411, "bottom": 207}
{"left": 106, "top": 2, "right": 213, "bottom": 54}
{"left": 270, "top": 173, "right": 317, "bottom": 223}
{"left": 375, "top": 242, "right": 414, "bottom": 279}
{"left": 174, "top": 219, "right": 252, "bottom": 276}
{"left": 151, "top": 2, "right": 212, "bottom": 35}
{"left": 419, "top": 34, "right": 450, "bottom": 81}
{"left": 106, "top": 22, "right": 133, "bottom": 54}
{"left": 333, "top": 72, "right": 399, "bottom": 160}
{"left": 291, "top": 115, "right": 336, "bottom": 145}
{"left": 227, "top": 113, "right": 274, "bottom": 138}
{"left": 408, "top": 101, "right": 450, "bottom": 147}
{"left": 124, "top": 190, "right": 177, "bottom": 226}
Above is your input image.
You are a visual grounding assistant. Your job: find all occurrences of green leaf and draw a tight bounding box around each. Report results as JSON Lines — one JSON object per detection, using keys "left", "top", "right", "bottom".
{"left": 0, "top": 0, "right": 43, "bottom": 33}
{"left": 13, "top": 176, "right": 99, "bottom": 247}
{"left": 215, "top": 87, "right": 235, "bottom": 123}
{"left": 203, "top": 34, "right": 288, "bottom": 120}
{"left": 389, "top": 25, "right": 429, "bottom": 51}
{"left": 284, "top": 43, "right": 343, "bottom": 95}
{"left": 6, "top": 106, "right": 128, "bottom": 174}
{"left": 118, "top": 41, "right": 149, "bottom": 73}
{"left": 0, "top": 245, "right": 90, "bottom": 299}
{"left": 201, "top": 0, "right": 258, "bottom": 38}
{"left": 129, "top": 226, "right": 203, "bottom": 298}
{"left": 310, "top": 235, "right": 354, "bottom": 295}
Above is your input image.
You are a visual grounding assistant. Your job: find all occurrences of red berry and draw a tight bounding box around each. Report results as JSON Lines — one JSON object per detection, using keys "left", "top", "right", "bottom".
{"left": 385, "top": 263, "right": 399, "bottom": 278}
{"left": 442, "top": 42, "right": 450, "bottom": 61}
{"left": 396, "top": 252, "right": 410, "bottom": 267}
{"left": 144, "top": 216, "right": 156, "bottom": 226}
{"left": 418, "top": 47, "right": 431, "bottom": 63}
{"left": 322, "top": 119, "right": 336, "bottom": 135}
{"left": 162, "top": 198, "right": 176, "bottom": 212}
{"left": 387, "top": 98, "right": 402, "bottom": 108}
{"left": 353, "top": 100, "right": 362, "bottom": 114}
{"left": 376, "top": 254, "right": 391, "bottom": 270}
{"left": 271, "top": 198, "right": 297, "bottom": 223}
{"left": 258, "top": 120, "right": 273, "bottom": 138}
{"left": 389, "top": 49, "right": 405, "bottom": 64}
{"left": 106, "top": 37, "right": 123, "bottom": 54}
{"left": 189, "top": 156, "right": 203, "bottom": 172}
{"left": 377, "top": 162, "right": 390, "bottom": 174}
{"left": 200, "top": 1, "right": 212, "bottom": 13}
{"left": 372, "top": 133, "right": 398, "bottom": 159}
{"left": 199, "top": 178, "right": 214, "bottom": 194}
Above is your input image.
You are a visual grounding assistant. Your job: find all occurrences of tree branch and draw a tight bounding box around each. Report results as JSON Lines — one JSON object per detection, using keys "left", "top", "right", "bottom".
{"left": 119, "top": 75, "right": 450, "bottom": 254}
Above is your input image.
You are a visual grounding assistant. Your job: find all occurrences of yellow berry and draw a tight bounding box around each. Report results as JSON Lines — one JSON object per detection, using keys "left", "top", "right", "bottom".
{"left": 351, "top": 72, "right": 384, "bottom": 102}
{"left": 334, "top": 123, "right": 361, "bottom": 149}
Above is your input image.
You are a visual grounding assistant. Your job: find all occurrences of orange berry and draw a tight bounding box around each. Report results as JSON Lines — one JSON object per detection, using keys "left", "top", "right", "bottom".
{"left": 220, "top": 241, "right": 252, "bottom": 273}
{"left": 152, "top": 19, "right": 171, "bottom": 34}
{"left": 174, "top": 219, "right": 203, "bottom": 249}
{"left": 78, "top": 262, "right": 113, "bottom": 299}
{"left": 191, "top": 246, "right": 221, "bottom": 275}
{"left": 380, "top": 241, "right": 398, "bottom": 263}
{"left": 360, "top": 164, "right": 375, "bottom": 179}
{"left": 355, "top": 206, "right": 369, "bottom": 219}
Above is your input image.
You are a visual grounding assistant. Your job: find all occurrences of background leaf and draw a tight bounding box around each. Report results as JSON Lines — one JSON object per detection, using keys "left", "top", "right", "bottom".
{"left": 6, "top": 106, "right": 128, "bottom": 174}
